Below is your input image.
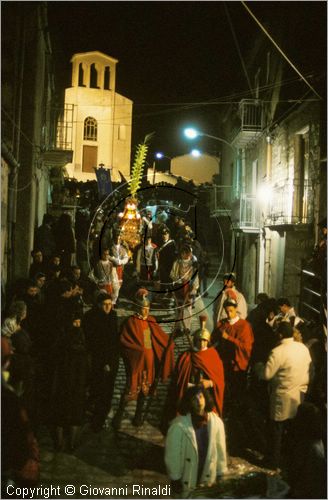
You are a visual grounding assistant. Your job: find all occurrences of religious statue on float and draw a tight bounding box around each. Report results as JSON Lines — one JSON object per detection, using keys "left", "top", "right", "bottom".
{"left": 118, "top": 134, "right": 154, "bottom": 251}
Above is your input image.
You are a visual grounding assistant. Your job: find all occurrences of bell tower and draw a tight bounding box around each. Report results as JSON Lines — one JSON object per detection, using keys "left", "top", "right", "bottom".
{"left": 70, "top": 51, "right": 117, "bottom": 91}
{"left": 60, "top": 51, "right": 132, "bottom": 182}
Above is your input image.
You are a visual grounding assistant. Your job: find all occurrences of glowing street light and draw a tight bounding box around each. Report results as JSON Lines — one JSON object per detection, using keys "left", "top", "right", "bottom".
{"left": 155, "top": 152, "right": 171, "bottom": 160}
{"left": 190, "top": 149, "right": 201, "bottom": 157}
{"left": 183, "top": 127, "right": 234, "bottom": 150}
{"left": 152, "top": 152, "right": 172, "bottom": 185}
{"left": 184, "top": 128, "right": 199, "bottom": 139}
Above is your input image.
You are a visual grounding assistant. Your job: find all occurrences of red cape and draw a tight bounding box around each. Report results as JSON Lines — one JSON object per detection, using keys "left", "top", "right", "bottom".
{"left": 120, "top": 315, "right": 175, "bottom": 399}
{"left": 176, "top": 347, "right": 225, "bottom": 416}
{"left": 213, "top": 318, "right": 254, "bottom": 371}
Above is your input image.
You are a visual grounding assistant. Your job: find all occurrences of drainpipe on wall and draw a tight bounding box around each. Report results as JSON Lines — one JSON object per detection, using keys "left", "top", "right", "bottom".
{"left": 241, "top": 148, "right": 246, "bottom": 194}
{"left": 111, "top": 66, "right": 116, "bottom": 170}
{"left": 264, "top": 234, "right": 271, "bottom": 293}
{"left": 261, "top": 137, "right": 273, "bottom": 294}
{"left": 7, "top": 10, "right": 25, "bottom": 286}
{"left": 266, "top": 139, "right": 272, "bottom": 179}
{"left": 257, "top": 228, "right": 265, "bottom": 293}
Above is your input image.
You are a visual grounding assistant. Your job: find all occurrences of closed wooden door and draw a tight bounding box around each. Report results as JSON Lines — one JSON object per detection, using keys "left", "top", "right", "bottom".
{"left": 82, "top": 145, "right": 97, "bottom": 173}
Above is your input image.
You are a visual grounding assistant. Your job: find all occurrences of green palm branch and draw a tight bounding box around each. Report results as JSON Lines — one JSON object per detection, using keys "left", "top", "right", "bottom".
{"left": 128, "top": 133, "right": 155, "bottom": 197}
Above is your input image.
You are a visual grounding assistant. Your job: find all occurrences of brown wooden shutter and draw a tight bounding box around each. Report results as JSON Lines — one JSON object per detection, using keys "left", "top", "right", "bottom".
{"left": 82, "top": 145, "right": 97, "bottom": 173}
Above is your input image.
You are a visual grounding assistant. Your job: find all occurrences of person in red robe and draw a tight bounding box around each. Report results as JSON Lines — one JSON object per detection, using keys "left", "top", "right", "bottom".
{"left": 176, "top": 319, "right": 225, "bottom": 416}
{"left": 212, "top": 298, "right": 254, "bottom": 413}
{"left": 161, "top": 317, "right": 224, "bottom": 433}
{"left": 112, "top": 289, "right": 175, "bottom": 429}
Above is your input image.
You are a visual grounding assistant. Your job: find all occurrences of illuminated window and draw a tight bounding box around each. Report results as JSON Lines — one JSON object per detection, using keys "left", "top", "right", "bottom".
{"left": 84, "top": 117, "right": 97, "bottom": 141}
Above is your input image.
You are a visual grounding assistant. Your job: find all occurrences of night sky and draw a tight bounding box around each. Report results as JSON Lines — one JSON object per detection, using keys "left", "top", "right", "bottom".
{"left": 47, "top": 1, "right": 326, "bottom": 156}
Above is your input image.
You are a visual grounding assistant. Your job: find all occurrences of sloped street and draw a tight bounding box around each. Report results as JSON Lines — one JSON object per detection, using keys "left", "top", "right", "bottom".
{"left": 36, "top": 280, "right": 281, "bottom": 499}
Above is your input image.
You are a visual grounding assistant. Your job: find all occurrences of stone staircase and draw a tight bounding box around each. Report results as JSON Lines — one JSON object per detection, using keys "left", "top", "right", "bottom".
{"left": 109, "top": 267, "right": 225, "bottom": 430}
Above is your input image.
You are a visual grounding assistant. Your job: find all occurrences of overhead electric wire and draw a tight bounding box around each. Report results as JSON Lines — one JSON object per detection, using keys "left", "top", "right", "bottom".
{"left": 265, "top": 89, "right": 313, "bottom": 132}
{"left": 241, "top": 1, "right": 322, "bottom": 100}
{"left": 133, "top": 74, "right": 321, "bottom": 119}
{"left": 134, "top": 99, "right": 320, "bottom": 107}
{"left": 133, "top": 72, "right": 320, "bottom": 114}
{"left": 134, "top": 74, "right": 307, "bottom": 107}
{"left": 2, "top": 107, "right": 41, "bottom": 150}
{"left": 224, "top": 2, "right": 254, "bottom": 97}
{"left": 192, "top": 73, "right": 322, "bottom": 105}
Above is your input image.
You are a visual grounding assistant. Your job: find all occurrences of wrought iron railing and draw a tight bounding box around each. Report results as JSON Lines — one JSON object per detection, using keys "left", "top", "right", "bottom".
{"left": 55, "top": 104, "right": 74, "bottom": 150}
{"left": 231, "top": 193, "right": 261, "bottom": 231}
{"left": 239, "top": 193, "right": 261, "bottom": 229}
{"left": 265, "top": 179, "right": 313, "bottom": 226}
{"left": 238, "top": 99, "right": 264, "bottom": 131}
{"left": 230, "top": 99, "right": 264, "bottom": 147}
{"left": 299, "top": 264, "right": 323, "bottom": 322}
{"left": 209, "top": 185, "right": 233, "bottom": 215}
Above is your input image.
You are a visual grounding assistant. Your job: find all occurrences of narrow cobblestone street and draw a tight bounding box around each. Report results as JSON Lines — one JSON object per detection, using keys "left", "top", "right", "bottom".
{"left": 35, "top": 278, "right": 280, "bottom": 499}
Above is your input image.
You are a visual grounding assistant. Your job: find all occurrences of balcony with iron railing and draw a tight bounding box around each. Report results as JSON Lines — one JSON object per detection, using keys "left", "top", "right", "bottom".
{"left": 265, "top": 179, "right": 313, "bottom": 227}
{"left": 209, "top": 185, "right": 233, "bottom": 216}
{"left": 231, "top": 99, "right": 264, "bottom": 149}
{"left": 231, "top": 193, "right": 261, "bottom": 233}
{"left": 41, "top": 104, "right": 74, "bottom": 168}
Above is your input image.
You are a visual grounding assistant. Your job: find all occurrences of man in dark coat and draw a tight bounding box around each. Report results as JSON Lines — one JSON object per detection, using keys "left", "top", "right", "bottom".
{"left": 38, "top": 280, "right": 75, "bottom": 421}
{"left": 112, "top": 290, "right": 175, "bottom": 429}
{"left": 28, "top": 249, "right": 46, "bottom": 279}
{"left": 53, "top": 213, "right": 76, "bottom": 271}
{"left": 51, "top": 310, "right": 88, "bottom": 450}
{"left": 15, "top": 280, "right": 42, "bottom": 344}
{"left": 34, "top": 213, "right": 56, "bottom": 264}
{"left": 83, "top": 293, "right": 119, "bottom": 431}
{"left": 156, "top": 228, "right": 176, "bottom": 292}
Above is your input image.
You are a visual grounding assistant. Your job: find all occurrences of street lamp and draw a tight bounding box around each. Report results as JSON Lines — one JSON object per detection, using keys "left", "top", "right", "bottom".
{"left": 183, "top": 127, "right": 234, "bottom": 150}
{"left": 155, "top": 152, "right": 172, "bottom": 160}
{"left": 190, "top": 148, "right": 201, "bottom": 158}
{"left": 153, "top": 152, "right": 172, "bottom": 184}
{"left": 184, "top": 128, "right": 199, "bottom": 140}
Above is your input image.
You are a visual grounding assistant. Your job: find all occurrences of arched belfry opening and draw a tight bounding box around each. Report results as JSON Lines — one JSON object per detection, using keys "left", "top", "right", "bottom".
{"left": 104, "top": 66, "right": 110, "bottom": 90}
{"left": 71, "top": 52, "right": 118, "bottom": 90}
{"left": 78, "top": 63, "right": 85, "bottom": 86}
{"left": 90, "top": 63, "right": 98, "bottom": 88}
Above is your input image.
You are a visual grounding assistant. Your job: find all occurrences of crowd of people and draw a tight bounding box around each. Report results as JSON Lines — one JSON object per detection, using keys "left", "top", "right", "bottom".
{"left": 1, "top": 207, "right": 326, "bottom": 499}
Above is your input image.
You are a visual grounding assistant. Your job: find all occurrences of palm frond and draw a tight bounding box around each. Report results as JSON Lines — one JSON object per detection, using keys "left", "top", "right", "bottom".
{"left": 128, "top": 134, "right": 154, "bottom": 197}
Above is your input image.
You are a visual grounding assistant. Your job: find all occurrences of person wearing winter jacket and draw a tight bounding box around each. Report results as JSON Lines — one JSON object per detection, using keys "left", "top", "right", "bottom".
{"left": 165, "top": 386, "right": 227, "bottom": 497}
